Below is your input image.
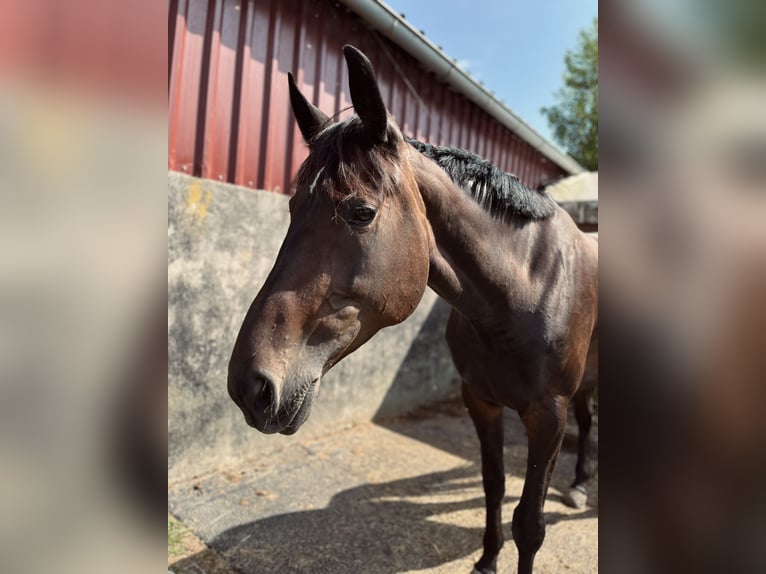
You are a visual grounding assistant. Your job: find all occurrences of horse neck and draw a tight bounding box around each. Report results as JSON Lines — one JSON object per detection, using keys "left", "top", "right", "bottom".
{"left": 407, "top": 149, "right": 545, "bottom": 322}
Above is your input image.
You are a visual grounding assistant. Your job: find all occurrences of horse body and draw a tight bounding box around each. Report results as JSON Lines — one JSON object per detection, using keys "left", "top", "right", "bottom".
{"left": 407, "top": 148, "right": 598, "bottom": 572}
{"left": 228, "top": 46, "right": 597, "bottom": 574}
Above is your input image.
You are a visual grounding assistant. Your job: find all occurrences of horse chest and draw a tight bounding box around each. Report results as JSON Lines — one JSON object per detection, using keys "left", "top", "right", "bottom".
{"left": 445, "top": 310, "right": 553, "bottom": 409}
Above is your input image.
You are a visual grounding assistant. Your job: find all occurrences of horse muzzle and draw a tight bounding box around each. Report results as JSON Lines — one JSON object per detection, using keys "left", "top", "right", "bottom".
{"left": 228, "top": 366, "right": 319, "bottom": 435}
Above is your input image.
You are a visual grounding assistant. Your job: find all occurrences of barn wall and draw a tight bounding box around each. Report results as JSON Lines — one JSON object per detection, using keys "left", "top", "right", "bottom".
{"left": 168, "top": 0, "right": 568, "bottom": 192}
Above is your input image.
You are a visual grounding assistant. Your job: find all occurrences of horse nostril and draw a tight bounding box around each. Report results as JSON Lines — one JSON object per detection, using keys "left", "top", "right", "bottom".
{"left": 249, "top": 372, "right": 277, "bottom": 413}
{"left": 255, "top": 377, "right": 271, "bottom": 405}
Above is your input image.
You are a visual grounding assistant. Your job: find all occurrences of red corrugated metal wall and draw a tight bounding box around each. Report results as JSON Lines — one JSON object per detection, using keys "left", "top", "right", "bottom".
{"left": 168, "top": 0, "right": 566, "bottom": 193}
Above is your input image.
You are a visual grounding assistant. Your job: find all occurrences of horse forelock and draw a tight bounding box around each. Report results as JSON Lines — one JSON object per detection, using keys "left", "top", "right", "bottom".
{"left": 296, "top": 116, "right": 406, "bottom": 204}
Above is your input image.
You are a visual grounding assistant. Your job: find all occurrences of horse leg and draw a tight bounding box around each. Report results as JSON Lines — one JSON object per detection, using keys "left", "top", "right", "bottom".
{"left": 512, "top": 398, "right": 568, "bottom": 574}
{"left": 462, "top": 382, "right": 505, "bottom": 574}
{"left": 563, "top": 389, "right": 593, "bottom": 509}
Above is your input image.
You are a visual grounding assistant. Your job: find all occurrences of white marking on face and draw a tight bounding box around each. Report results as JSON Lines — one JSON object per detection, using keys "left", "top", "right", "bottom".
{"left": 308, "top": 166, "right": 325, "bottom": 195}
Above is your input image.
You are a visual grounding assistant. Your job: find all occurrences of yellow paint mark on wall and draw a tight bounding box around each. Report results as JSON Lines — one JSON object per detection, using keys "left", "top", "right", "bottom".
{"left": 185, "top": 182, "right": 213, "bottom": 223}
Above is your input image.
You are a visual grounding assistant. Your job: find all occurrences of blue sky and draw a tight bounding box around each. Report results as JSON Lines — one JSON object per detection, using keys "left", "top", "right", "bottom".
{"left": 383, "top": 0, "right": 598, "bottom": 147}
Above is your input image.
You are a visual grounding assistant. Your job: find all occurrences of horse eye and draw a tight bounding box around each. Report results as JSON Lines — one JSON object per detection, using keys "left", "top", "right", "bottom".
{"left": 350, "top": 206, "right": 376, "bottom": 226}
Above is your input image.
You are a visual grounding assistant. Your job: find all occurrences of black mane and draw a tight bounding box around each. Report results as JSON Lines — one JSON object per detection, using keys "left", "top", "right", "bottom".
{"left": 405, "top": 137, "right": 557, "bottom": 221}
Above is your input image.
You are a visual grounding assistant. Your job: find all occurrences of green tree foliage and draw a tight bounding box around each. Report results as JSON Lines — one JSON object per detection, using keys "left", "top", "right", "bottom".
{"left": 541, "top": 19, "right": 598, "bottom": 171}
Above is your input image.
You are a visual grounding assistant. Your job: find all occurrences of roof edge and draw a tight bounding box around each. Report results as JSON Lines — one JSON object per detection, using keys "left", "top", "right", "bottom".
{"left": 338, "top": 0, "right": 585, "bottom": 175}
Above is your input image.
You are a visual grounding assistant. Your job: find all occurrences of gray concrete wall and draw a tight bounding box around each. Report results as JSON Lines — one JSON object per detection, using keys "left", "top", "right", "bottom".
{"left": 168, "top": 172, "right": 459, "bottom": 481}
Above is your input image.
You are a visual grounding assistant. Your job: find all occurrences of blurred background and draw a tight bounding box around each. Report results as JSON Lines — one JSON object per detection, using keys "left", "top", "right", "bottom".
{"left": 600, "top": 1, "right": 766, "bottom": 572}
{"left": 0, "top": 1, "right": 166, "bottom": 573}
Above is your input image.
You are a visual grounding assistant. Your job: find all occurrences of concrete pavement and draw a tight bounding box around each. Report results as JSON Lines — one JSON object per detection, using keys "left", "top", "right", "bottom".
{"left": 169, "top": 399, "right": 597, "bottom": 574}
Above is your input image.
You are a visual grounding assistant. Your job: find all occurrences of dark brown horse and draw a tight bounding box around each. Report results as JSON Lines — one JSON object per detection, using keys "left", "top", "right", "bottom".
{"left": 228, "top": 46, "right": 598, "bottom": 574}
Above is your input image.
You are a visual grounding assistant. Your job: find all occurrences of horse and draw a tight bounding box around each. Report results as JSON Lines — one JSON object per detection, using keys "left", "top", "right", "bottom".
{"left": 228, "top": 45, "right": 598, "bottom": 574}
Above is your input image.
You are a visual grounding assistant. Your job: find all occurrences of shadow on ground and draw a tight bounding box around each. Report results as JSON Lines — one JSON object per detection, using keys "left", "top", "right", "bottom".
{"left": 171, "top": 461, "right": 595, "bottom": 574}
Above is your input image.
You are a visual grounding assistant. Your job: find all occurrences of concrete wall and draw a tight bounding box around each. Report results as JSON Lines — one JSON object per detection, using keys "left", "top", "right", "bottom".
{"left": 168, "top": 172, "right": 459, "bottom": 481}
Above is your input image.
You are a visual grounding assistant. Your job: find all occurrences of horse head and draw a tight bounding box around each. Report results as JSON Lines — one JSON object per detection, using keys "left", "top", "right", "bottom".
{"left": 227, "top": 46, "right": 432, "bottom": 434}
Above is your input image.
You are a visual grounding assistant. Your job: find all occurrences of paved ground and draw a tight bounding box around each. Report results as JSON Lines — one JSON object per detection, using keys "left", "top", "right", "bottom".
{"left": 169, "top": 399, "right": 597, "bottom": 574}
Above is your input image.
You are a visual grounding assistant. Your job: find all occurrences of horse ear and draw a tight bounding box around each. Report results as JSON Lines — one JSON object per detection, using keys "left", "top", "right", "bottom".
{"left": 343, "top": 45, "right": 388, "bottom": 142}
{"left": 288, "top": 72, "right": 330, "bottom": 144}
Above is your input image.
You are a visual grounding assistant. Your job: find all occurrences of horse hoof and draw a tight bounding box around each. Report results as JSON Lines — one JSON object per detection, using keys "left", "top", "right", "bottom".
{"left": 562, "top": 486, "right": 588, "bottom": 509}
{"left": 471, "top": 569, "right": 494, "bottom": 574}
